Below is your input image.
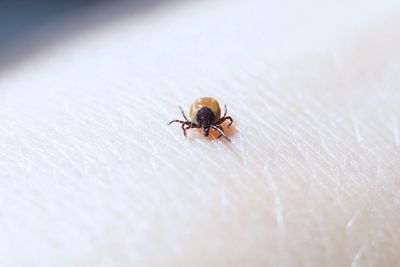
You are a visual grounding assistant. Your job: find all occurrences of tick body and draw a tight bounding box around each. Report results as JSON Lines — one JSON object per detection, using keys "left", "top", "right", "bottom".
{"left": 168, "top": 97, "right": 233, "bottom": 142}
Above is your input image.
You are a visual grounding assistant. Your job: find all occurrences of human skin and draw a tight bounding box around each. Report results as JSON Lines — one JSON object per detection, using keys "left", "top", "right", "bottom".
{"left": 0, "top": 0, "right": 399, "bottom": 266}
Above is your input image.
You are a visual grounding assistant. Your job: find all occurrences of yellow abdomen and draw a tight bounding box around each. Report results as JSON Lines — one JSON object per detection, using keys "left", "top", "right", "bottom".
{"left": 188, "top": 97, "right": 221, "bottom": 124}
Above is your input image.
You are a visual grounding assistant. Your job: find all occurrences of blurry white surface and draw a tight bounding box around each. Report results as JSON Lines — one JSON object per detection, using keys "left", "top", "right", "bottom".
{"left": 0, "top": 0, "right": 400, "bottom": 266}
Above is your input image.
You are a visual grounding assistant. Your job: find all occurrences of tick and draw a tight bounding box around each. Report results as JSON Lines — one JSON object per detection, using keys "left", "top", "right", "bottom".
{"left": 168, "top": 97, "right": 233, "bottom": 142}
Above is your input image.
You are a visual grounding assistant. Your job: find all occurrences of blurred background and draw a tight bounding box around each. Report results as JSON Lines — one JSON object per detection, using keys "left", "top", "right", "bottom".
{"left": 0, "top": 0, "right": 168, "bottom": 74}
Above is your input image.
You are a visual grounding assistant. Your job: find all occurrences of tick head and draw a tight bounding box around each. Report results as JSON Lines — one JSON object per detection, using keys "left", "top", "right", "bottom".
{"left": 196, "top": 106, "right": 214, "bottom": 130}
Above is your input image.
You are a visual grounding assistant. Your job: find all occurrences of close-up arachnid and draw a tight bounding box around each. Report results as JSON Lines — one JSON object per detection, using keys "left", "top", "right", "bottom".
{"left": 168, "top": 97, "right": 233, "bottom": 142}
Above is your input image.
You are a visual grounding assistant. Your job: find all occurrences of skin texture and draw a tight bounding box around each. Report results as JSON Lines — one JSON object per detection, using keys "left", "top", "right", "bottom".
{"left": 0, "top": 0, "right": 400, "bottom": 266}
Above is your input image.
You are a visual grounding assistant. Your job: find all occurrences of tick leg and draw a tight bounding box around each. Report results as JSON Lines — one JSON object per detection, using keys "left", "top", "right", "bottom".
{"left": 182, "top": 122, "right": 201, "bottom": 137}
{"left": 179, "top": 106, "right": 190, "bottom": 121}
{"left": 183, "top": 122, "right": 197, "bottom": 130}
{"left": 179, "top": 121, "right": 193, "bottom": 138}
{"left": 225, "top": 116, "right": 233, "bottom": 127}
{"left": 168, "top": 119, "right": 189, "bottom": 137}
{"left": 217, "top": 116, "right": 233, "bottom": 127}
{"left": 214, "top": 125, "right": 224, "bottom": 139}
{"left": 168, "top": 119, "right": 186, "bottom": 125}
{"left": 168, "top": 119, "right": 199, "bottom": 138}
{"left": 181, "top": 122, "right": 188, "bottom": 137}
{"left": 222, "top": 104, "right": 227, "bottom": 118}
{"left": 212, "top": 125, "right": 231, "bottom": 142}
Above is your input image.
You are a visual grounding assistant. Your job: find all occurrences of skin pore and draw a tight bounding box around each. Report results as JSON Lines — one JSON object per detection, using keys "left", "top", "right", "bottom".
{"left": 0, "top": 0, "right": 399, "bottom": 266}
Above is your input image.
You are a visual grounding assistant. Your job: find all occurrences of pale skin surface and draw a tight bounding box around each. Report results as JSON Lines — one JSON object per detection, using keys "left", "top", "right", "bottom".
{"left": 0, "top": 0, "right": 400, "bottom": 266}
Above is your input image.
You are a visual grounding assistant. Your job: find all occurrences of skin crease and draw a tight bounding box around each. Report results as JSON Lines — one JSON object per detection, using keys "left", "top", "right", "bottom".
{"left": 0, "top": 0, "right": 400, "bottom": 266}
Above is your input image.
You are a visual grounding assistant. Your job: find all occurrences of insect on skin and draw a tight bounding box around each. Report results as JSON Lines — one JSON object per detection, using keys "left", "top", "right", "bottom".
{"left": 168, "top": 97, "right": 233, "bottom": 142}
